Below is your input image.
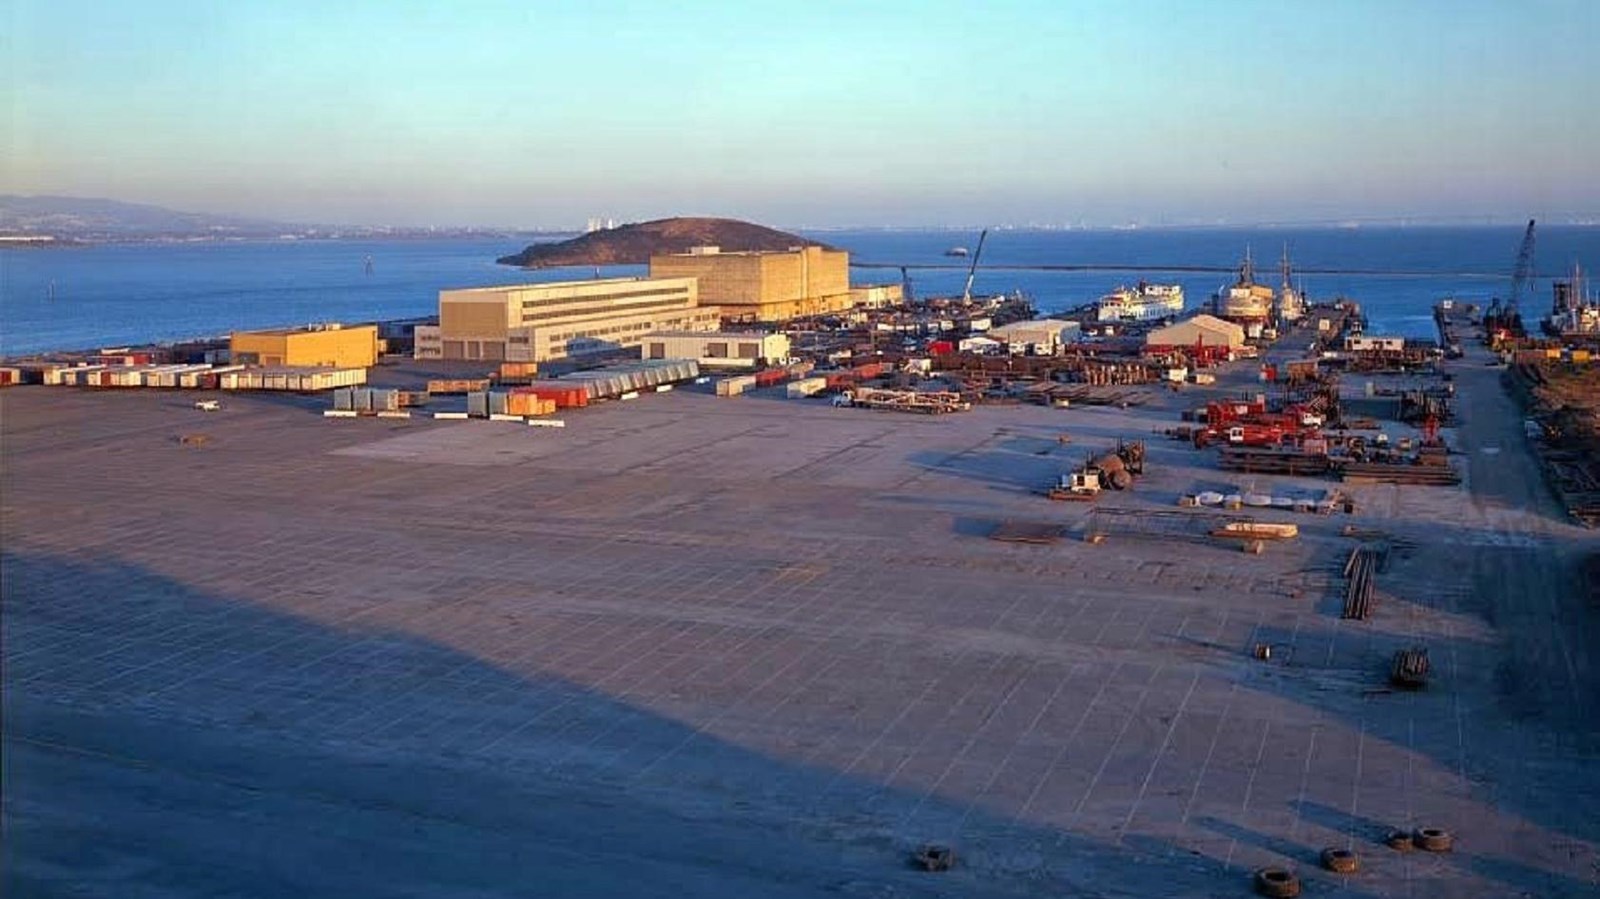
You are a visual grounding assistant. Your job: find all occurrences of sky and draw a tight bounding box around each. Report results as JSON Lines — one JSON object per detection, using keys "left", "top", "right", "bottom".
{"left": 4, "top": 0, "right": 1598, "bottom": 229}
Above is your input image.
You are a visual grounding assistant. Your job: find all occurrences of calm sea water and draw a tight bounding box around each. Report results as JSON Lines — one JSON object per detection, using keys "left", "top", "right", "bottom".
{"left": 3, "top": 227, "right": 1597, "bottom": 355}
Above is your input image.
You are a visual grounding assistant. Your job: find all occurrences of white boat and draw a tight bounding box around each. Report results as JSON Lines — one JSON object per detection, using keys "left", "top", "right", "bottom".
{"left": 945, "top": 246, "right": 970, "bottom": 257}
{"left": 1197, "top": 491, "right": 1225, "bottom": 506}
{"left": 1096, "top": 281, "right": 1185, "bottom": 322}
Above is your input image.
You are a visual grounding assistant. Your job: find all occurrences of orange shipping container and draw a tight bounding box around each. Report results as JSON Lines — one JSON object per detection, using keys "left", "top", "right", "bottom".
{"left": 499, "top": 361, "right": 539, "bottom": 378}
{"left": 428, "top": 378, "right": 491, "bottom": 394}
{"left": 505, "top": 393, "right": 557, "bottom": 416}
{"left": 510, "top": 384, "right": 588, "bottom": 408}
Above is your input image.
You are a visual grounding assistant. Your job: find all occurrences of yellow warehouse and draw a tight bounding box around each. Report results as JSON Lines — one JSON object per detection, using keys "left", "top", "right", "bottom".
{"left": 230, "top": 324, "right": 379, "bottom": 368}
{"left": 648, "top": 245, "right": 853, "bottom": 322}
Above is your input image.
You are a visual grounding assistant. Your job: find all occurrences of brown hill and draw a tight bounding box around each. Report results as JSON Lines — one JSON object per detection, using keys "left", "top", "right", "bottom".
{"left": 496, "top": 217, "right": 831, "bottom": 267}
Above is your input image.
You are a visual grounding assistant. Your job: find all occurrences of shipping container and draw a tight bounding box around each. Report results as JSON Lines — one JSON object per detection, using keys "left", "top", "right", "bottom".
{"left": 715, "top": 375, "right": 758, "bottom": 397}
{"left": 786, "top": 376, "right": 828, "bottom": 398}
{"left": 371, "top": 389, "right": 401, "bottom": 412}
{"left": 498, "top": 361, "right": 539, "bottom": 378}
{"left": 467, "top": 392, "right": 490, "bottom": 418}
{"left": 488, "top": 392, "right": 508, "bottom": 416}
{"left": 754, "top": 369, "right": 787, "bottom": 387}
{"left": 506, "top": 393, "right": 557, "bottom": 417}
{"left": 427, "top": 378, "right": 491, "bottom": 394}
{"left": 509, "top": 384, "right": 589, "bottom": 408}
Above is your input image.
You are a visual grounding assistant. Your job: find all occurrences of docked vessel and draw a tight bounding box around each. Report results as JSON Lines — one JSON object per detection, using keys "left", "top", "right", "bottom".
{"left": 1544, "top": 264, "right": 1599, "bottom": 336}
{"left": 1095, "top": 281, "right": 1185, "bottom": 322}
{"left": 1276, "top": 247, "right": 1306, "bottom": 323}
{"left": 1214, "top": 248, "right": 1274, "bottom": 334}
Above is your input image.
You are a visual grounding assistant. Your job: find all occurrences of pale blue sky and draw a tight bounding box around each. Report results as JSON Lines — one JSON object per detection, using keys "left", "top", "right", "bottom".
{"left": 5, "top": 0, "right": 1597, "bottom": 227}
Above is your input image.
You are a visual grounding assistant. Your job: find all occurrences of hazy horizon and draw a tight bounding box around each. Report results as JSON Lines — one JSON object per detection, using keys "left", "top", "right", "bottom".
{"left": 6, "top": 1, "right": 1598, "bottom": 229}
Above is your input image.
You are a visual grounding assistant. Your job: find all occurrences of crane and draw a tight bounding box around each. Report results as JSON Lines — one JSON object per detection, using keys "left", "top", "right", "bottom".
{"left": 961, "top": 228, "right": 989, "bottom": 303}
{"left": 1508, "top": 218, "right": 1537, "bottom": 315}
{"left": 1486, "top": 218, "right": 1535, "bottom": 340}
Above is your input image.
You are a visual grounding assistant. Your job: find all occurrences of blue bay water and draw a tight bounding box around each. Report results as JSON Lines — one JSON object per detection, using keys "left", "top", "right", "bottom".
{"left": 2, "top": 227, "right": 1597, "bottom": 355}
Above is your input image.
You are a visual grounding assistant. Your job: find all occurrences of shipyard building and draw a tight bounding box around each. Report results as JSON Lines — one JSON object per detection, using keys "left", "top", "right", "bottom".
{"left": 415, "top": 277, "right": 718, "bottom": 363}
{"left": 642, "top": 331, "right": 790, "bottom": 368}
{"left": 648, "top": 245, "right": 853, "bottom": 322}
{"left": 230, "top": 323, "right": 378, "bottom": 368}
{"left": 1145, "top": 314, "right": 1246, "bottom": 349}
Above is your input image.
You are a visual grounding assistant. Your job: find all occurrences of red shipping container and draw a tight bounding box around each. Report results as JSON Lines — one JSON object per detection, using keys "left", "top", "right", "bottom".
{"left": 510, "top": 385, "right": 588, "bottom": 408}
{"left": 755, "top": 369, "right": 786, "bottom": 387}
{"left": 927, "top": 340, "right": 955, "bottom": 355}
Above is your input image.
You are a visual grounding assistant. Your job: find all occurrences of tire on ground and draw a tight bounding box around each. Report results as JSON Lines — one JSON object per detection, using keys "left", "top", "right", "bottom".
{"left": 1415, "top": 827, "right": 1454, "bottom": 852}
{"left": 1254, "top": 866, "right": 1301, "bottom": 898}
{"left": 1321, "top": 847, "right": 1360, "bottom": 873}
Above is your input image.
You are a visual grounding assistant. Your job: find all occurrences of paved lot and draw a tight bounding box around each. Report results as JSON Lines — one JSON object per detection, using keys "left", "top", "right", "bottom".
{"left": 3, "top": 358, "right": 1598, "bottom": 897}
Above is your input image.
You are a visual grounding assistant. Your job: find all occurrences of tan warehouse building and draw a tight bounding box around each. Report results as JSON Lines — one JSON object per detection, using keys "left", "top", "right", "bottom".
{"left": 230, "top": 323, "right": 378, "bottom": 368}
{"left": 641, "top": 331, "right": 791, "bottom": 368}
{"left": 648, "top": 245, "right": 853, "bottom": 322}
{"left": 415, "top": 277, "right": 718, "bottom": 363}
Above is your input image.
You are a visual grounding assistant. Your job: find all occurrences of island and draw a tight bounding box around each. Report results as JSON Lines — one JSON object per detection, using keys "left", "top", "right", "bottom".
{"left": 496, "top": 216, "right": 833, "bottom": 267}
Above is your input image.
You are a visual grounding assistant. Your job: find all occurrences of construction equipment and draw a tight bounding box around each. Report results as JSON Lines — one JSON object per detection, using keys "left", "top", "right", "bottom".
{"left": 838, "top": 387, "right": 970, "bottom": 414}
{"left": 1485, "top": 219, "right": 1535, "bottom": 340}
{"left": 1509, "top": 218, "right": 1538, "bottom": 317}
{"left": 1048, "top": 470, "right": 1102, "bottom": 501}
{"left": 960, "top": 229, "right": 989, "bottom": 304}
{"left": 1048, "top": 439, "right": 1146, "bottom": 499}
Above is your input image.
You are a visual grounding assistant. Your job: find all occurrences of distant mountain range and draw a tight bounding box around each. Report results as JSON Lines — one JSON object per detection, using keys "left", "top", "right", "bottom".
{"left": 0, "top": 195, "right": 540, "bottom": 242}
{"left": 0, "top": 195, "right": 299, "bottom": 239}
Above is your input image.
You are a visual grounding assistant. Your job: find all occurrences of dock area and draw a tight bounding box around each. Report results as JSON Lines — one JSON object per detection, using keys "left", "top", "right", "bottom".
{"left": 4, "top": 335, "right": 1598, "bottom": 897}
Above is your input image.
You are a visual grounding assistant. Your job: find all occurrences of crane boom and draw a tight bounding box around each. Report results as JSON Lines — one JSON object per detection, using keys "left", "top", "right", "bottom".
{"left": 961, "top": 229, "right": 989, "bottom": 303}
{"left": 1509, "top": 218, "right": 1536, "bottom": 313}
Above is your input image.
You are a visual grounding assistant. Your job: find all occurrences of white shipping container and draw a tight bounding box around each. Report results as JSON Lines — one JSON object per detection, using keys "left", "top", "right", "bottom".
{"left": 786, "top": 376, "right": 828, "bottom": 398}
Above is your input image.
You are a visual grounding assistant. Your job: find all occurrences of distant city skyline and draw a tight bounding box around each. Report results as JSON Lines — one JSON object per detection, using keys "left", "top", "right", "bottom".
{"left": 6, "top": 0, "right": 1598, "bottom": 229}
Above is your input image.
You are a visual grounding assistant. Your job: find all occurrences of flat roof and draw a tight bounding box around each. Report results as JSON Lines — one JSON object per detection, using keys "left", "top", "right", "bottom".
{"left": 440, "top": 277, "right": 688, "bottom": 295}
{"left": 231, "top": 323, "right": 374, "bottom": 337}
{"left": 644, "top": 330, "right": 779, "bottom": 340}
{"left": 655, "top": 246, "right": 834, "bottom": 258}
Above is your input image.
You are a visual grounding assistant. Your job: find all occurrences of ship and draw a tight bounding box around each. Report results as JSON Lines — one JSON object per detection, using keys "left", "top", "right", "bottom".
{"left": 1276, "top": 246, "right": 1306, "bottom": 323}
{"left": 945, "top": 246, "right": 970, "bottom": 257}
{"left": 1095, "top": 281, "right": 1185, "bottom": 322}
{"left": 1544, "top": 263, "right": 1599, "bottom": 336}
{"left": 1214, "top": 248, "right": 1274, "bottom": 334}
